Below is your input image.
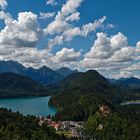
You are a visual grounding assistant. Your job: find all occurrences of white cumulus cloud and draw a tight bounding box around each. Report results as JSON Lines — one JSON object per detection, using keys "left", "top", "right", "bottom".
{"left": 39, "top": 12, "right": 55, "bottom": 19}
{"left": 46, "top": 0, "right": 57, "bottom": 6}
{"left": 0, "top": 0, "right": 7, "bottom": 10}
{"left": 0, "top": 12, "right": 42, "bottom": 48}
{"left": 80, "top": 32, "right": 140, "bottom": 78}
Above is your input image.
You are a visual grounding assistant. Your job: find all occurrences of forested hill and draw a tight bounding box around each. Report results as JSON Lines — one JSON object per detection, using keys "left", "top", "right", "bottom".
{"left": 49, "top": 70, "right": 140, "bottom": 120}
{"left": 0, "top": 72, "right": 47, "bottom": 98}
{"left": 49, "top": 70, "right": 140, "bottom": 140}
{"left": 49, "top": 70, "right": 116, "bottom": 121}
{"left": 59, "top": 70, "right": 110, "bottom": 93}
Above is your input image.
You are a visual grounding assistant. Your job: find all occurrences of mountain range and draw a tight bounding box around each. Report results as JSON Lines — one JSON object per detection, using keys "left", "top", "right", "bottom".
{"left": 0, "top": 60, "right": 77, "bottom": 85}
{"left": 0, "top": 60, "right": 140, "bottom": 89}
{"left": 108, "top": 77, "right": 140, "bottom": 89}
{"left": 56, "top": 67, "right": 78, "bottom": 77}
{"left": 0, "top": 68, "right": 139, "bottom": 140}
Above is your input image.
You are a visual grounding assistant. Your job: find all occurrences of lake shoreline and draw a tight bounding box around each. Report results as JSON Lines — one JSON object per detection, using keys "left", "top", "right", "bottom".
{"left": 0, "top": 96, "right": 57, "bottom": 117}
{"left": 0, "top": 94, "right": 49, "bottom": 99}
{"left": 121, "top": 100, "right": 140, "bottom": 105}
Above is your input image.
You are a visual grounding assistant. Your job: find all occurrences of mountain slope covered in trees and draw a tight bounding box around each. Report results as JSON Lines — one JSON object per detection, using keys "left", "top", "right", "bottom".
{"left": 0, "top": 72, "right": 47, "bottom": 98}
{"left": 49, "top": 70, "right": 118, "bottom": 120}
{"left": 49, "top": 70, "right": 140, "bottom": 119}
{"left": 49, "top": 70, "right": 140, "bottom": 139}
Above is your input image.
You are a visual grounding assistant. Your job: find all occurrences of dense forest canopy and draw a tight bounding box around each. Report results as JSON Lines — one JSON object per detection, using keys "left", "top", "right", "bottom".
{"left": 49, "top": 70, "right": 140, "bottom": 139}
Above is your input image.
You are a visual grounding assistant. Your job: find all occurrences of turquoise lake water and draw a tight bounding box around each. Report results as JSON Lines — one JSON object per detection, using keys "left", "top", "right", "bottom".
{"left": 0, "top": 96, "right": 57, "bottom": 116}
{"left": 121, "top": 101, "right": 140, "bottom": 105}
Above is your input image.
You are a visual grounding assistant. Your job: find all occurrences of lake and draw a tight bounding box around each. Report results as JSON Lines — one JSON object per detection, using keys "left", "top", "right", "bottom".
{"left": 0, "top": 96, "right": 57, "bottom": 116}
{"left": 121, "top": 100, "right": 140, "bottom": 105}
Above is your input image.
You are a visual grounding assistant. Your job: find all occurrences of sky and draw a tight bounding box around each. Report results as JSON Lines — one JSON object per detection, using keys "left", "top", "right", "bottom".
{"left": 0, "top": 0, "right": 140, "bottom": 79}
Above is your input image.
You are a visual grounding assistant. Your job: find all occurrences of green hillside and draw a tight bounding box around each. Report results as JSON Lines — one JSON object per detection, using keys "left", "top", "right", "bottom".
{"left": 0, "top": 72, "right": 47, "bottom": 98}
{"left": 49, "top": 70, "right": 140, "bottom": 139}
{"left": 60, "top": 70, "right": 110, "bottom": 93}
{"left": 49, "top": 70, "right": 140, "bottom": 120}
{"left": 49, "top": 70, "right": 116, "bottom": 121}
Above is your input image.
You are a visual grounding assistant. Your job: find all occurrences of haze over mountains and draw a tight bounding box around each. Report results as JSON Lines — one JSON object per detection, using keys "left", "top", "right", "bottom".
{"left": 0, "top": 60, "right": 140, "bottom": 87}
{"left": 0, "top": 60, "right": 77, "bottom": 85}
{"left": 108, "top": 77, "right": 140, "bottom": 89}
{"left": 56, "top": 67, "right": 78, "bottom": 77}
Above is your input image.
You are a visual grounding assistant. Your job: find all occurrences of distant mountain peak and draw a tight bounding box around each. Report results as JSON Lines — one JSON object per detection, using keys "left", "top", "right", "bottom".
{"left": 58, "top": 67, "right": 70, "bottom": 69}
{"left": 0, "top": 60, "right": 22, "bottom": 66}
{"left": 60, "top": 69, "right": 110, "bottom": 93}
{"left": 108, "top": 76, "right": 140, "bottom": 89}
{"left": 56, "top": 67, "right": 78, "bottom": 77}
{"left": 0, "top": 60, "right": 63, "bottom": 85}
{"left": 86, "top": 70, "right": 99, "bottom": 75}
{"left": 39, "top": 65, "right": 52, "bottom": 71}
{"left": 56, "top": 67, "right": 73, "bottom": 72}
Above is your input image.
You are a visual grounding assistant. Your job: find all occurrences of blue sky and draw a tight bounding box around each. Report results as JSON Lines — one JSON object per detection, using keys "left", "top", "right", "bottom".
{"left": 5, "top": 0, "right": 140, "bottom": 46}
{"left": 0, "top": 0, "right": 140, "bottom": 78}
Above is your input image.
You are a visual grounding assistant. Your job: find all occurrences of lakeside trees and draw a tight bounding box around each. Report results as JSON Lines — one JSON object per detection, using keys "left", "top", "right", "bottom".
{"left": 0, "top": 108, "right": 62, "bottom": 140}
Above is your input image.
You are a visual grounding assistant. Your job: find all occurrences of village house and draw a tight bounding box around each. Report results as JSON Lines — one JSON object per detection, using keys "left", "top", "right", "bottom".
{"left": 99, "top": 105, "right": 111, "bottom": 116}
